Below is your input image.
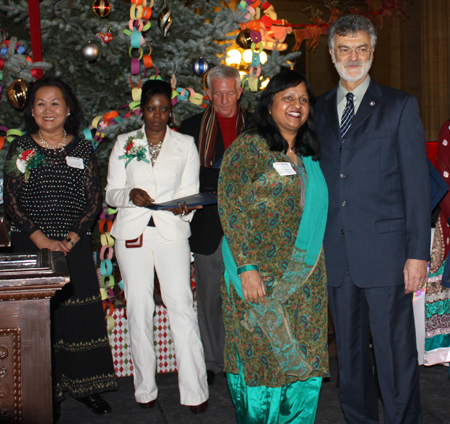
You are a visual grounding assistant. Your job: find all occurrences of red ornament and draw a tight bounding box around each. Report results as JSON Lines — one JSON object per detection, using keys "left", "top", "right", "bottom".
{"left": 97, "top": 32, "right": 113, "bottom": 44}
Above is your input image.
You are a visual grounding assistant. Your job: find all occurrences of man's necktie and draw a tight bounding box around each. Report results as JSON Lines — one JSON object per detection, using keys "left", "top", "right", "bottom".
{"left": 340, "top": 92, "right": 354, "bottom": 141}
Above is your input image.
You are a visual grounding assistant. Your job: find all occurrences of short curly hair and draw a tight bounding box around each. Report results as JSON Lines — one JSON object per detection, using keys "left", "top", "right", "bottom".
{"left": 328, "top": 15, "right": 377, "bottom": 50}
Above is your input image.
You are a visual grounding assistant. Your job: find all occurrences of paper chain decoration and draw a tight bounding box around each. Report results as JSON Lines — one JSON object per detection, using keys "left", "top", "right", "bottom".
{"left": 81, "top": 0, "right": 213, "bottom": 150}
{"left": 98, "top": 206, "right": 121, "bottom": 330}
{"left": 236, "top": 0, "right": 277, "bottom": 92}
{"left": 0, "top": 126, "right": 23, "bottom": 151}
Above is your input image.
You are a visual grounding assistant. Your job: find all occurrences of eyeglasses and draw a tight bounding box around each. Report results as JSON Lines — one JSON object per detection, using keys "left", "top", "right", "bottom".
{"left": 334, "top": 47, "right": 372, "bottom": 56}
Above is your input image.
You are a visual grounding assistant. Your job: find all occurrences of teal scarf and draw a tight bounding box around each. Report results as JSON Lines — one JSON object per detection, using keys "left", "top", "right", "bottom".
{"left": 223, "top": 155, "right": 328, "bottom": 380}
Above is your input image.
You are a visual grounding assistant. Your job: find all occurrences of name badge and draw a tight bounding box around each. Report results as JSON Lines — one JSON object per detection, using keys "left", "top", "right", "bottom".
{"left": 273, "top": 162, "right": 296, "bottom": 176}
{"left": 66, "top": 156, "right": 84, "bottom": 169}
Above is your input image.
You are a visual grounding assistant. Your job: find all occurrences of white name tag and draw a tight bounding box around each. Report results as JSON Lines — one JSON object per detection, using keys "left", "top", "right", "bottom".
{"left": 66, "top": 156, "right": 84, "bottom": 169}
{"left": 273, "top": 162, "right": 296, "bottom": 176}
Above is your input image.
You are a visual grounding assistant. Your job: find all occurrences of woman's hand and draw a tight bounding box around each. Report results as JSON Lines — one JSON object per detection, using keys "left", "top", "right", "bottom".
{"left": 130, "top": 188, "right": 154, "bottom": 207}
{"left": 61, "top": 231, "right": 80, "bottom": 252}
{"left": 29, "top": 230, "right": 70, "bottom": 254}
{"left": 240, "top": 270, "right": 266, "bottom": 305}
{"left": 168, "top": 202, "right": 203, "bottom": 217}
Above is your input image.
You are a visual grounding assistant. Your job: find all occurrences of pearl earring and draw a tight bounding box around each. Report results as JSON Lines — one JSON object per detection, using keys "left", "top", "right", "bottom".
{"left": 67, "top": 112, "right": 71, "bottom": 116}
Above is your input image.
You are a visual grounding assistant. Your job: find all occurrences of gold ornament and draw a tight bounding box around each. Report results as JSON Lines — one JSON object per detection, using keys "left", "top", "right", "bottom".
{"left": 6, "top": 79, "right": 30, "bottom": 109}
{"left": 92, "top": 0, "right": 112, "bottom": 18}
{"left": 158, "top": 0, "right": 173, "bottom": 37}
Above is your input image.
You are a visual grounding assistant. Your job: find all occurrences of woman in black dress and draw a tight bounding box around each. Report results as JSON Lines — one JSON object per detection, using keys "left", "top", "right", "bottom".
{"left": 4, "top": 77, "right": 117, "bottom": 417}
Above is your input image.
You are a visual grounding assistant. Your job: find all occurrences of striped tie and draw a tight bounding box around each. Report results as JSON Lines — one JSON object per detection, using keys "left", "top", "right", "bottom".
{"left": 340, "top": 92, "right": 354, "bottom": 141}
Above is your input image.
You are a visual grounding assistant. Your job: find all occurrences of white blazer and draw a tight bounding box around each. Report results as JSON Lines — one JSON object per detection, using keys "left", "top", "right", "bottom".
{"left": 105, "top": 125, "right": 200, "bottom": 241}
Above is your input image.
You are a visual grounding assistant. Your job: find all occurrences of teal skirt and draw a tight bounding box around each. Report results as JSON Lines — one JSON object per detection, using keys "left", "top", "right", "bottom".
{"left": 227, "top": 356, "right": 322, "bottom": 424}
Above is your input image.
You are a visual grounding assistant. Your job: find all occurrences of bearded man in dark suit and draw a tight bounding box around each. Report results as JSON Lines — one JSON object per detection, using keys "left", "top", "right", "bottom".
{"left": 179, "top": 65, "right": 249, "bottom": 385}
{"left": 316, "top": 15, "right": 430, "bottom": 424}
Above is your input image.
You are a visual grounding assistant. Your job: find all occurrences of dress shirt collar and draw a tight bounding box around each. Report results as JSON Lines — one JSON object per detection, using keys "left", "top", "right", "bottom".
{"left": 337, "top": 75, "right": 371, "bottom": 115}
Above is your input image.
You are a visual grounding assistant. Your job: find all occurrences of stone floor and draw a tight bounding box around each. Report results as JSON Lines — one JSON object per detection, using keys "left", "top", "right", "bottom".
{"left": 58, "top": 357, "right": 450, "bottom": 424}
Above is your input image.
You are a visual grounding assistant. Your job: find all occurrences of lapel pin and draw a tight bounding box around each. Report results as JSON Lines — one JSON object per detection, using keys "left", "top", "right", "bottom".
{"left": 370, "top": 101, "right": 375, "bottom": 106}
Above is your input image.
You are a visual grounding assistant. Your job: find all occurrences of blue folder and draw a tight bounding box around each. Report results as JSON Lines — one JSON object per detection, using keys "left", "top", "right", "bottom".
{"left": 146, "top": 193, "right": 217, "bottom": 210}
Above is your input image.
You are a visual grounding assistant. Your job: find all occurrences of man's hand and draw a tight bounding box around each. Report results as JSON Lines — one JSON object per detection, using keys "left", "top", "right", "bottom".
{"left": 403, "top": 259, "right": 427, "bottom": 294}
{"left": 240, "top": 270, "right": 266, "bottom": 305}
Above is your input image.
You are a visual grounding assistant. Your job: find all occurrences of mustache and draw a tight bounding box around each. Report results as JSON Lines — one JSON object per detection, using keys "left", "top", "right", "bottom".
{"left": 343, "top": 60, "right": 364, "bottom": 67}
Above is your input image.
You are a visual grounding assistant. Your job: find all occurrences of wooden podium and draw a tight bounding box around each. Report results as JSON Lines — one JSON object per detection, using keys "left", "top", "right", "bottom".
{"left": 0, "top": 250, "right": 69, "bottom": 423}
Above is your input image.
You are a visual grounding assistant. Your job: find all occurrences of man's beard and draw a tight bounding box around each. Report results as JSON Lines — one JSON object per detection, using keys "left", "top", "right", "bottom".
{"left": 334, "top": 54, "right": 373, "bottom": 83}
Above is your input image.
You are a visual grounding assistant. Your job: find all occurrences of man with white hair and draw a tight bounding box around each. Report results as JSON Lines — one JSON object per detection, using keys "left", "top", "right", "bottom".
{"left": 179, "top": 65, "right": 248, "bottom": 386}
{"left": 316, "top": 15, "right": 430, "bottom": 424}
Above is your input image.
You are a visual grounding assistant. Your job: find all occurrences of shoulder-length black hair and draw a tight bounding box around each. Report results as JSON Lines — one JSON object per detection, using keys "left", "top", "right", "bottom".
{"left": 23, "top": 77, "right": 84, "bottom": 136}
{"left": 245, "top": 70, "right": 320, "bottom": 160}
{"left": 140, "top": 79, "right": 172, "bottom": 110}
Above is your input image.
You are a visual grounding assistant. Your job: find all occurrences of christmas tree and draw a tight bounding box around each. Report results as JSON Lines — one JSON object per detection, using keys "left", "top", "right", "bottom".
{"left": 0, "top": 1, "right": 228, "bottom": 127}
{"left": 0, "top": 0, "right": 301, "bottom": 313}
{"left": 1, "top": 2, "right": 295, "bottom": 130}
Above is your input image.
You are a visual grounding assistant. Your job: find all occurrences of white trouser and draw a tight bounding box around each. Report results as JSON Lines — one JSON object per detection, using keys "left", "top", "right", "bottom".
{"left": 115, "top": 227, "right": 208, "bottom": 405}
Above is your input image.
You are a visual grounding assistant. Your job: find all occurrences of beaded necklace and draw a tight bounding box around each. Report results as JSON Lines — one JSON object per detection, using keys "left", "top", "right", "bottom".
{"left": 148, "top": 140, "right": 163, "bottom": 165}
{"left": 38, "top": 130, "right": 68, "bottom": 150}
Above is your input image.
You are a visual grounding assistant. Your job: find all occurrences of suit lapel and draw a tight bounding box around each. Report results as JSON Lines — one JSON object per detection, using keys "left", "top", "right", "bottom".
{"left": 344, "top": 79, "right": 382, "bottom": 141}
{"left": 153, "top": 126, "right": 176, "bottom": 168}
{"left": 321, "top": 87, "right": 341, "bottom": 144}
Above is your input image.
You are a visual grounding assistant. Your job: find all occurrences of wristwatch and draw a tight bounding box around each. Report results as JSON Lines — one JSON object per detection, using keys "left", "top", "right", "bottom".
{"left": 65, "top": 236, "right": 75, "bottom": 247}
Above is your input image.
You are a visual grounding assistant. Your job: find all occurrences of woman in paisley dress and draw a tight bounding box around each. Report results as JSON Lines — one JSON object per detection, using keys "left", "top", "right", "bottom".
{"left": 425, "top": 120, "right": 450, "bottom": 371}
{"left": 4, "top": 77, "right": 117, "bottom": 418}
{"left": 218, "top": 70, "right": 329, "bottom": 424}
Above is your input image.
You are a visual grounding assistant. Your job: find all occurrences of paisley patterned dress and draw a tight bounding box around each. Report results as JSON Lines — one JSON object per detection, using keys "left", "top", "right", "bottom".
{"left": 218, "top": 132, "right": 328, "bottom": 388}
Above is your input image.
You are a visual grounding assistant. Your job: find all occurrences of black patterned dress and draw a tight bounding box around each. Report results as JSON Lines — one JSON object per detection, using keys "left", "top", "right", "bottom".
{"left": 4, "top": 134, "right": 117, "bottom": 400}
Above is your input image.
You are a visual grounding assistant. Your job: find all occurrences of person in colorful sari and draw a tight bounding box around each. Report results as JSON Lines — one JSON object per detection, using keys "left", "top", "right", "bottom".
{"left": 218, "top": 70, "right": 329, "bottom": 424}
{"left": 426, "top": 120, "right": 450, "bottom": 371}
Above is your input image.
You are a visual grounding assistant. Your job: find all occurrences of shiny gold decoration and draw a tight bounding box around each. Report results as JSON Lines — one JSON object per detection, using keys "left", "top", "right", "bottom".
{"left": 6, "top": 79, "right": 30, "bottom": 109}
{"left": 158, "top": 0, "right": 173, "bottom": 37}
{"left": 92, "top": 0, "right": 112, "bottom": 18}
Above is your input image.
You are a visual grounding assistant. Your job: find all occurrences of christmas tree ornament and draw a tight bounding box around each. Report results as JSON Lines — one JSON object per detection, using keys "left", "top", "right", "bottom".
{"left": 158, "top": 0, "right": 173, "bottom": 37}
{"left": 6, "top": 79, "right": 29, "bottom": 109}
{"left": 97, "top": 32, "right": 113, "bottom": 44}
{"left": 170, "top": 74, "right": 177, "bottom": 91}
{"left": 92, "top": 0, "right": 112, "bottom": 18}
{"left": 192, "top": 57, "right": 210, "bottom": 77}
{"left": 236, "top": 29, "right": 253, "bottom": 49}
{"left": 80, "top": 41, "right": 100, "bottom": 62}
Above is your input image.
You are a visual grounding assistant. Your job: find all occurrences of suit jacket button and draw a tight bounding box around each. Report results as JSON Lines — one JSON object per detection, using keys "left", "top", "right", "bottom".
{"left": 341, "top": 201, "right": 346, "bottom": 206}
{"left": 340, "top": 174, "right": 346, "bottom": 178}
{"left": 341, "top": 229, "right": 345, "bottom": 234}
